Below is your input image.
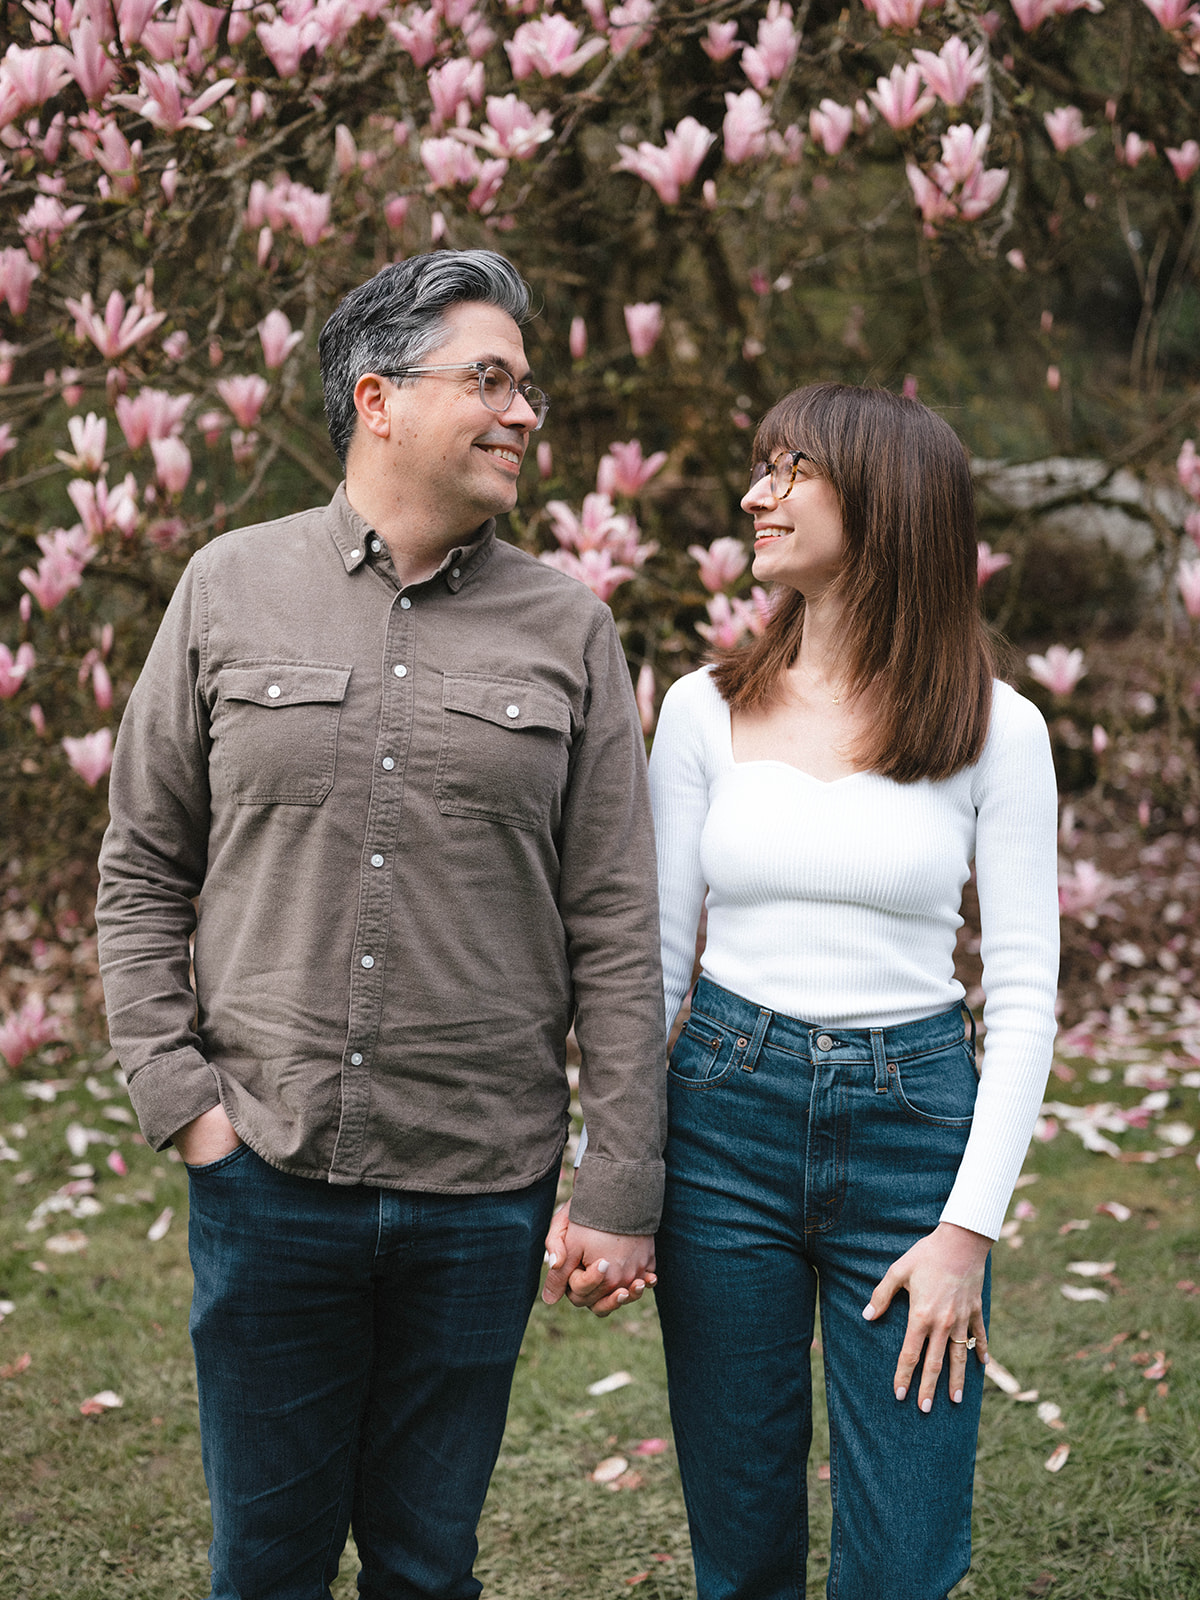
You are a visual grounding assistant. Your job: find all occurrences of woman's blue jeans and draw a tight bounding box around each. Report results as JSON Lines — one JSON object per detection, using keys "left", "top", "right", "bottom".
{"left": 186, "top": 1146, "right": 558, "bottom": 1600}
{"left": 655, "top": 978, "right": 990, "bottom": 1600}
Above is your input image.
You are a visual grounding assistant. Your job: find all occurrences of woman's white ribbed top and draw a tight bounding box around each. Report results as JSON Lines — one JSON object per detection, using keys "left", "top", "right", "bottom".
{"left": 648, "top": 665, "right": 1060, "bottom": 1241}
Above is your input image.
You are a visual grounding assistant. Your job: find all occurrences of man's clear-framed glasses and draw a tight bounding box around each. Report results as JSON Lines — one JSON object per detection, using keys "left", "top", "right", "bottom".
{"left": 382, "top": 363, "right": 550, "bottom": 429}
{"left": 748, "top": 450, "right": 810, "bottom": 500}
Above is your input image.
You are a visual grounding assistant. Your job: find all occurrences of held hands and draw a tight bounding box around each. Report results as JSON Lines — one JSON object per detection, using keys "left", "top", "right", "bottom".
{"left": 541, "top": 1203, "right": 656, "bottom": 1318}
{"left": 174, "top": 1103, "right": 242, "bottom": 1167}
{"left": 862, "top": 1221, "right": 992, "bottom": 1412}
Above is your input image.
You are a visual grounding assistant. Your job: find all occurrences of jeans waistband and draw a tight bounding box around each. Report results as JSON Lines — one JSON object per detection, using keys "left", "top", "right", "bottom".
{"left": 687, "top": 976, "right": 974, "bottom": 1075}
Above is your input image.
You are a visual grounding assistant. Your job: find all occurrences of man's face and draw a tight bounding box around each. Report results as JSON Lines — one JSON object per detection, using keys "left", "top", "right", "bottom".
{"left": 379, "top": 299, "right": 539, "bottom": 540}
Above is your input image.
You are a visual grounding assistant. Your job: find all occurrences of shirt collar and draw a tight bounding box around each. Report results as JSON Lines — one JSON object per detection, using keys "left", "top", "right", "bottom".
{"left": 326, "top": 483, "right": 495, "bottom": 590}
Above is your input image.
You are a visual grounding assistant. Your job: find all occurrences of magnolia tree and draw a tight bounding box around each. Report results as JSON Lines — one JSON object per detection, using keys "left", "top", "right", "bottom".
{"left": 1, "top": 0, "right": 1200, "bottom": 1062}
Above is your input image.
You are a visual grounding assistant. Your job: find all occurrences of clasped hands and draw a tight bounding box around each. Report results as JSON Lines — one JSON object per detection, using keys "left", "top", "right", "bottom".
{"left": 541, "top": 1202, "right": 655, "bottom": 1318}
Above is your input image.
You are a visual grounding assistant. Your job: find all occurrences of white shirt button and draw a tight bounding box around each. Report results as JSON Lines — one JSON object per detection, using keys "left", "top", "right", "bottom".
{"left": 400, "top": 596, "right": 412, "bottom": 610}
{"left": 349, "top": 1052, "right": 363, "bottom": 1066}
{"left": 381, "top": 756, "right": 395, "bottom": 771}
{"left": 506, "top": 704, "right": 520, "bottom": 718}
{"left": 350, "top": 548, "right": 361, "bottom": 561}
{"left": 370, "top": 539, "right": 382, "bottom": 554}
{"left": 361, "top": 955, "right": 375, "bottom": 969}
{"left": 370, "top": 853, "right": 384, "bottom": 868}
{"left": 451, "top": 567, "right": 460, "bottom": 579}
{"left": 816, "top": 1034, "right": 834, "bottom": 1051}
{"left": 267, "top": 684, "right": 281, "bottom": 699}
{"left": 393, "top": 664, "right": 407, "bottom": 678}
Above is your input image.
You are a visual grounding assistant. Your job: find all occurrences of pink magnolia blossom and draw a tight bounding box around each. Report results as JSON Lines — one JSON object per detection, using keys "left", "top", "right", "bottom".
{"left": 256, "top": 16, "right": 312, "bottom": 77}
{"left": 624, "top": 301, "right": 663, "bottom": 357}
{"left": 1058, "top": 859, "right": 1118, "bottom": 920}
{"left": 1045, "top": 364, "right": 1061, "bottom": 391}
{"left": 1167, "top": 140, "right": 1200, "bottom": 180}
{"left": 152, "top": 435, "right": 192, "bottom": 496}
{"left": 20, "top": 193, "right": 85, "bottom": 261}
{"left": 0, "top": 422, "right": 17, "bottom": 459}
{"left": 976, "top": 541, "right": 1012, "bottom": 585}
{"left": 934, "top": 122, "right": 989, "bottom": 186}
{"left": 537, "top": 441, "right": 553, "bottom": 479}
{"left": 809, "top": 99, "right": 854, "bottom": 155}
{"left": 608, "top": 0, "right": 655, "bottom": 57}
{"left": 0, "top": 248, "right": 40, "bottom": 316}
{"left": 696, "top": 592, "right": 753, "bottom": 649}
{"left": 427, "top": 57, "right": 484, "bottom": 128}
{"left": 867, "top": 64, "right": 936, "bottom": 131}
{"left": 110, "top": 63, "right": 235, "bottom": 132}
{"left": 0, "top": 341, "right": 18, "bottom": 385}
{"left": 1091, "top": 724, "right": 1108, "bottom": 755}
{"left": 546, "top": 493, "right": 638, "bottom": 555}
{"left": 1027, "top": 644, "right": 1086, "bottom": 695}
{"left": 912, "top": 37, "right": 987, "bottom": 106}
{"left": 384, "top": 194, "right": 410, "bottom": 230}
{"left": 116, "top": 388, "right": 191, "bottom": 448}
{"left": 688, "top": 536, "right": 748, "bottom": 593}
{"left": 741, "top": 1, "right": 798, "bottom": 88}
{"left": 67, "top": 19, "right": 117, "bottom": 101}
{"left": 20, "top": 537, "right": 85, "bottom": 611}
{"left": 1178, "top": 557, "right": 1200, "bottom": 619}
{"left": 467, "top": 157, "right": 508, "bottom": 213}
{"left": 387, "top": 8, "right": 441, "bottom": 67}
{"left": 63, "top": 726, "right": 113, "bottom": 787}
{"left": 862, "top": 0, "right": 940, "bottom": 27}
{"left": 258, "top": 309, "right": 303, "bottom": 369}
{"left": 505, "top": 15, "right": 607, "bottom": 78}
{"left": 1120, "top": 132, "right": 1156, "bottom": 166}
{"left": 596, "top": 440, "right": 668, "bottom": 497}
{"left": 64, "top": 284, "right": 166, "bottom": 359}
{"left": 1010, "top": 0, "right": 1053, "bottom": 27}
{"left": 702, "top": 19, "right": 741, "bottom": 60}
{"left": 0, "top": 992, "right": 63, "bottom": 1069}
{"left": 217, "top": 374, "right": 270, "bottom": 430}
{"left": 539, "top": 547, "right": 636, "bottom": 602}
{"left": 458, "top": 94, "right": 554, "bottom": 159}
{"left": 907, "top": 163, "right": 958, "bottom": 226}
{"left": 54, "top": 413, "right": 107, "bottom": 474}
{"left": 615, "top": 116, "right": 716, "bottom": 204}
{"left": 1044, "top": 106, "right": 1095, "bottom": 152}
{"left": 723, "top": 90, "right": 772, "bottom": 164}
{"left": 1141, "top": 0, "right": 1199, "bottom": 26}
{"left": 1177, "top": 439, "right": 1200, "bottom": 498}
{"left": 635, "top": 662, "right": 656, "bottom": 735}
{"left": 958, "top": 158, "right": 1008, "bottom": 218}
{"left": 95, "top": 122, "right": 142, "bottom": 201}
{"left": 334, "top": 123, "right": 358, "bottom": 176}
{"left": 0, "top": 44, "right": 74, "bottom": 121}
{"left": 68, "top": 474, "right": 138, "bottom": 538}
{"left": 0, "top": 642, "right": 35, "bottom": 698}
{"left": 569, "top": 316, "right": 587, "bottom": 360}
{"left": 421, "top": 135, "right": 481, "bottom": 188}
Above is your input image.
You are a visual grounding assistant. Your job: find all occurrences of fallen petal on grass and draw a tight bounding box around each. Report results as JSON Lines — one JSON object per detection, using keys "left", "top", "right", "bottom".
{"left": 1095, "top": 1201, "right": 1132, "bottom": 1220}
{"left": 1037, "top": 1401, "right": 1063, "bottom": 1427}
{"left": 0, "top": 1352, "right": 31, "bottom": 1378}
{"left": 587, "top": 1369, "right": 633, "bottom": 1396}
{"left": 44, "top": 1229, "right": 89, "bottom": 1254}
{"left": 1044, "top": 1443, "right": 1071, "bottom": 1472}
{"left": 984, "top": 1357, "right": 1023, "bottom": 1395}
{"left": 79, "top": 1390, "right": 123, "bottom": 1416}
{"left": 633, "top": 1437, "right": 669, "bottom": 1455}
{"left": 1061, "top": 1284, "right": 1109, "bottom": 1302}
{"left": 147, "top": 1206, "right": 174, "bottom": 1242}
{"left": 1067, "top": 1260, "right": 1116, "bottom": 1276}
{"left": 591, "top": 1455, "right": 629, "bottom": 1483}
{"left": 1058, "top": 1219, "right": 1090, "bottom": 1234}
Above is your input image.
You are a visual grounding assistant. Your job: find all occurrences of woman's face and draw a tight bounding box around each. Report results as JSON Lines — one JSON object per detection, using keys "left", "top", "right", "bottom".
{"left": 740, "top": 447, "right": 846, "bottom": 600}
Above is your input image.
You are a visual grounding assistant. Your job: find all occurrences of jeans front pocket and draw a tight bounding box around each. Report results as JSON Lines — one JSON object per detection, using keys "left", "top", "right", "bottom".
{"left": 435, "top": 673, "right": 571, "bottom": 831}
{"left": 213, "top": 661, "right": 352, "bottom": 805}
{"left": 888, "top": 1037, "right": 978, "bottom": 1127}
{"left": 667, "top": 1015, "right": 745, "bottom": 1090}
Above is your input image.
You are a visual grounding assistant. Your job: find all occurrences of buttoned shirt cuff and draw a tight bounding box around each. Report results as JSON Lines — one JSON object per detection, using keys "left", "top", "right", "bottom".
{"left": 125, "top": 1046, "right": 223, "bottom": 1152}
{"left": 569, "top": 1157, "right": 665, "bottom": 1237}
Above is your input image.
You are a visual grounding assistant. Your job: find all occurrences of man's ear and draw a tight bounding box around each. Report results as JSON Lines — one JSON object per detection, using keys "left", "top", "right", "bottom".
{"left": 353, "top": 373, "right": 391, "bottom": 441}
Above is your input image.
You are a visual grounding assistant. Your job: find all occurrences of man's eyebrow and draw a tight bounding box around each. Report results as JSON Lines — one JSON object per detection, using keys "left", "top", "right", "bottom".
{"left": 473, "top": 353, "right": 532, "bottom": 380}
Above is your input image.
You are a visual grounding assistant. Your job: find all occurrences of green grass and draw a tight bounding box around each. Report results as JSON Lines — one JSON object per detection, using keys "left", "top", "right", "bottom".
{"left": 2, "top": 1049, "right": 1198, "bottom": 1599}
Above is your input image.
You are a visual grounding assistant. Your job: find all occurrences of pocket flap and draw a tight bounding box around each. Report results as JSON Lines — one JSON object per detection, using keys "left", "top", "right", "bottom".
{"left": 220, "top": 663, "right": 351, "bottom": 709}
{"left": 441, "top": 674, "right": 570, "bottom": 735}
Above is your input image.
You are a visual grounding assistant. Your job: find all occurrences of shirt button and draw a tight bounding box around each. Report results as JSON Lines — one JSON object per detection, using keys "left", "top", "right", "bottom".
{"left": 350, "top": 548, "right": 361, "bottom": 561}
{"left": 451, "top": 567, "right": 460, "bottom": 579}
{"left": 370, "top": 853, "right": 384, "bottom": 868}
{"left": 393, "top": 664, "right": 407, "bottom": 678}
{"left": 370, "top": 539, "right": 382, "bottom": 554}
{"left": 267, "top": 684, "right": 281, "bottom": 699}
{"left": 381, "top": 756, "right": 395, "bottom": 771}
{"left": 349, "top": 1052, "right": 363, "bottom": 1066}
{"left": 506, "top": 704, "right": 520, "bottom": 718}
{"left": 361, "top": 955, "right": 375, "bottom": 969}
{"left": 400, "top": 596, "right": 412, "bottom": 610}
{"left": 816, "top": 1034, "right": 834, "bottom": 1051}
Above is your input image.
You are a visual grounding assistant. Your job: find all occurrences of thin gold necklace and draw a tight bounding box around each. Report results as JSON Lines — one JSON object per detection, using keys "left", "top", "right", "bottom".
{"left": 796, "top": 660, "right": 845, "bottom": 705}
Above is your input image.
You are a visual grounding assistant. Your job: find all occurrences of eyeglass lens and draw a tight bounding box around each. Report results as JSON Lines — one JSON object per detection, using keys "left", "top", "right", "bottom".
{"left": 748, "top": 454, "right": 800, "bottom": 498}
{"left": 479, "top": 365, "right": 548, "bottom": 425}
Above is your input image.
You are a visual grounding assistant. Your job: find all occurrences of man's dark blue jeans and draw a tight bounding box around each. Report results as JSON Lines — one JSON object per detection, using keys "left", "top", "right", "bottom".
{"left": 186, "top": 1144, "right": 558, "bottom": 1600}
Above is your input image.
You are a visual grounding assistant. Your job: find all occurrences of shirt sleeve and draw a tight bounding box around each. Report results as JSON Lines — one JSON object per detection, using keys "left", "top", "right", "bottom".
{"left": 95, "top": 557, "right": 222, "bottom": 1151}
{"left": 557, "top": 610, "right": 667, "bottom": 1236}
{"left": 648, "top": 669, "right": 716, "bottom": 1035}
{"left": 940, "top": 687, "right": 1060, "bottom": 1240}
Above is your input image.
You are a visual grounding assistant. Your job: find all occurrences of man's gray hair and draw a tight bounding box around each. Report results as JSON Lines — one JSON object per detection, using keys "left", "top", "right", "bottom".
{"left": 318, "top": 249, "right": 533, "bottom": 466}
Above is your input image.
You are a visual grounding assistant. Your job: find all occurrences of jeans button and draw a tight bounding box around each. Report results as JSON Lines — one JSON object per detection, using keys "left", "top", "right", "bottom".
{"left": 736, "top": 1036, "right": 748, "bottom": 1049}
{"left": 816, "top": 1033, "right": 834, "bottom": 1051}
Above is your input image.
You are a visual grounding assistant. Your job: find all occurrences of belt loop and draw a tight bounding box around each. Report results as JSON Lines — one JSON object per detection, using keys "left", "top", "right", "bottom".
{"left": 739, "top": 1006, "right": 771, "bottom": 1072}
{"left": 960, "top": 1002, "right": 977, "bottom": 1055}
{"left": 870, "top": 1027, "right": 888, "bottom": 1093}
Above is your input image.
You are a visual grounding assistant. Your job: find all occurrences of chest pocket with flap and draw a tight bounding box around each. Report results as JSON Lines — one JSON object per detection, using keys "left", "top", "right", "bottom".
{"left": 435, "top": 673, "right": 572, "bottom": 831}
{"left": 213, "top": 662, "right": 352, "bottom": 805}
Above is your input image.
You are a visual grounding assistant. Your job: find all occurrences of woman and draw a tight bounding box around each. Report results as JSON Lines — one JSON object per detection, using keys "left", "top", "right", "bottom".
{"left": 649, "top": 383, "right": 1059, "bottom": 1600}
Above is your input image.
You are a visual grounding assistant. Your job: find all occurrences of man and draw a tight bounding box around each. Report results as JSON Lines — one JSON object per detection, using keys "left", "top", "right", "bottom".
{"left": 96, "top": 249, "right": 666, "bottom": 1600}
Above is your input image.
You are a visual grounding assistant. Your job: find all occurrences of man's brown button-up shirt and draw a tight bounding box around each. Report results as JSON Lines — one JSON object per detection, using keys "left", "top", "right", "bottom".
{"left": 96, "top": 486, "right": 667, "bottom": 1235}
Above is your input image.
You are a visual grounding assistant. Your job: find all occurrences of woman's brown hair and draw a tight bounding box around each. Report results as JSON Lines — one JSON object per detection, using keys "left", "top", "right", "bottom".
{"left": 710, "top": 382, "right": 995, "bottom": 783}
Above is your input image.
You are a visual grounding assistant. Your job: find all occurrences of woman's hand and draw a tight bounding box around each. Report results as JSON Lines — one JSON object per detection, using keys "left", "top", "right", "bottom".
{"left": 542, "top": 1202, "right": 657, "bottom": 1317}
{"left": 862, "top": 1221, "right": 991, "bottom": 1410}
